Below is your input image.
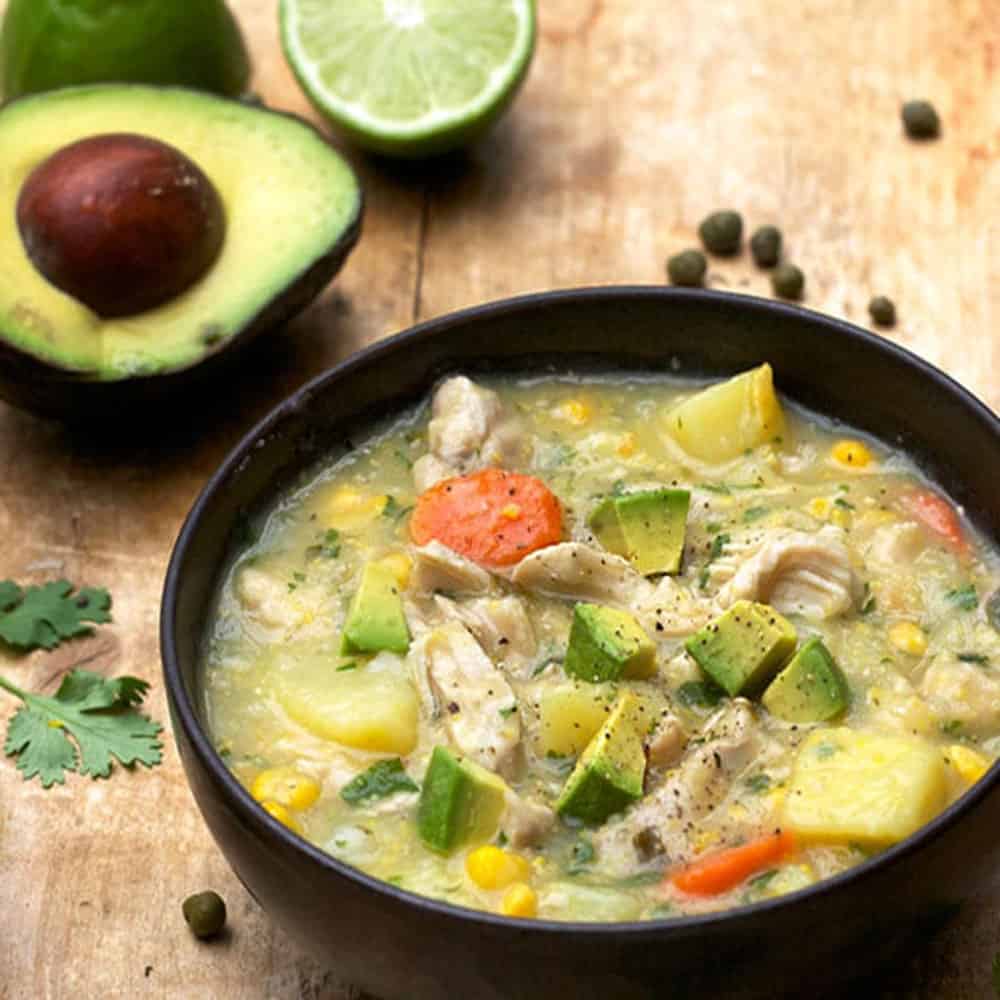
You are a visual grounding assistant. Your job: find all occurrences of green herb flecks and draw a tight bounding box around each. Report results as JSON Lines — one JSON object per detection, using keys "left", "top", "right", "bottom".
{"left": 946, "top": 584, "right": 978, "bottom": 612}
{"left": 0, "top": 580, "right": 111, "bottom": 652}
{"left": 568, "top": 837, "right": 595, "bottom": 874}
{"left": 340, "top": 758, "right": 418, "bottom": 805}
{"left": 676, "top": 680, "right": 726, "bottom": 710}
{"left": 382, "top": 496, "right": 413, "bottom": 522}
{"left": 0, "top": 669, "right": 162, "bottom": 787}
{"left": 940, "top": 720, "right": 963, "bottom": 737}
{"left": 957, "top": 652, "right": 989, "bottom": 666}
{"left": 499, "top": 705, "right": 518, "bottom": 720}
{"left": 743, "top": 506, "right": 770, "bottom": 523}
{"left": 744, "top": 773, "right": 772, "bottom": 794}
{"left": 834, "top": 497, "right": 855, "bottom": 511}
{"left": 699, "top": 532, "right": 730, "bottom": 589}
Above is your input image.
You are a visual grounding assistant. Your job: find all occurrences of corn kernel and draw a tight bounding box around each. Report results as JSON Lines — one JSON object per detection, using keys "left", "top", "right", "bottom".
{"left": 807, "top": 497, "right": 830, "bottom": 519}
{"left": 944, "top": 745, "right": 990, "bottom": 785}
{"left": 617, "top": 432, "right": 637, "bottom": 458}
{"left": 558, "top": 399, "right": 592, "bottom": 426}
{"left": 326, "top": 487, "right": 388, "bottom": 531}
{"left": 830, "top": 507, "right": 852, "bottom": 530}
{"left": 378, "top": 552, "right": 412, "bottom": 589}
{"left": 499, "top": 882, "right": 538, "bottom": 918}
{"left": 466, "top": 846, "right": 532, "bottom": 890}
{"left": 888, "top": 622, "right": 928, "bottom": 657}
{"left": 831, "top": 440, "right": 873, "bottom": 468}
{"left": 260, "top": 800, "right": 303, "bottom": 834}
{"left": 251, "top": 766, "right": 321, "bottom": 811}
{"left": 500, "top": 504, "right": 522, "bottom": 520}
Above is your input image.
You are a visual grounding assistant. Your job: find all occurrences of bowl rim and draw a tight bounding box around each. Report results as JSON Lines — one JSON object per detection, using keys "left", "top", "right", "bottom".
{"left": 161, "top": 284, "right": 1000, "bottom": 937}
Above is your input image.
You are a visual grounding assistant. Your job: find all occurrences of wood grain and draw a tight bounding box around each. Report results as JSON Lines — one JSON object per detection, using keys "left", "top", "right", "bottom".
{"left": 0, "top": 1, "right": 998, "bottom": 997}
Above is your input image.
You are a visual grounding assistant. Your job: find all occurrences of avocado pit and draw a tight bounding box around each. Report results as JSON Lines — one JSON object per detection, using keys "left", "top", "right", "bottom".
{"left": 16, "top": 133, "right": 225, "bottom": 318}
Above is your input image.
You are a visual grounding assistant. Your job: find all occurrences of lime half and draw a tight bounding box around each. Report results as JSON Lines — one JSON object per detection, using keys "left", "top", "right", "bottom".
{"left": 280, "top": 0, "right": 536, "bottom": 158}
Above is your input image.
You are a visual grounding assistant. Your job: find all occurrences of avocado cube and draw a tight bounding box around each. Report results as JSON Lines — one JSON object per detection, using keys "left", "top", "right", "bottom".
{"left": 556, "top": 692, "right": 646, "bottom": 825}
{"left": 588, "top": 497, "right": 627, "bottom": 555}
{"left": 684, "top": 600, "right": 796, "bottom": 697}
{"left": 588, "top": 489, "right": 690, "bottom": 576}
{"left": 762, "top": 638, "right": 849, "bottom": 723}
{"left": 340, "top": 562, "right": 410, "bottom": 655}
{"left": 417, "top": 746, "right": 508, "bottom": 854}
{"left": 783, "top": 728, "right": 947, "bottom": 848}
{"left": 564, "top": 603, "right": 656, "bottom": 683}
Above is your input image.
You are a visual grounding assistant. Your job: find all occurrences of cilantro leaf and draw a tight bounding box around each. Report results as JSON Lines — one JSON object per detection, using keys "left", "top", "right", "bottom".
{"left": 340, "top": 758, "right": 418, "bottom": 805}
{"left": 0, "top": 580, "right": 111, "bottom": 651}
{"left": 0, "top": 669, "right": 162, "bottom": 787}
{"left": 946, "top": 584, "right": 978, "bottom": 612}
{"left": 676, "top": 679, "right": 726, "bottom": 709}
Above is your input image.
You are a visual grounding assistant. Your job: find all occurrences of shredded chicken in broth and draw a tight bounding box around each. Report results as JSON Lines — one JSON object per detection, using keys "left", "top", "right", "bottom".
{"left": 204, "top": 367, "right": 1000, "bottom": 922}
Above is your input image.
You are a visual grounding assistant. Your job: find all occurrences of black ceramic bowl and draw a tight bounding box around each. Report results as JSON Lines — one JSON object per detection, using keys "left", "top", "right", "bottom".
{"left": 161, "top": 287, "right": 1000, "bottom": 1000}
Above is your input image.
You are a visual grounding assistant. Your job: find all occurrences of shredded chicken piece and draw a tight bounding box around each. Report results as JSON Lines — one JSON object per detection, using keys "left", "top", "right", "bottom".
{"left": 511, "top": 542, "right": 653, "bottom": 607}
{"left": 635, "top": 575, "right": 715, "bottom": 637}
{"left": 920, "top": 659, "right": 1000, "bottom": 736}
{"left": 236, "top": 566, "right": 302, "bottom": 630}
{"left": 502, "top": 791, "right": 555, "bottom": 848}
{"left": 645, "top": 714, "right": 687, "bottom": 770}
{"left": 410, "top": 540, "right": 493, "bottom": 595}
{"left": 412, "top": 376, "right": 529, "bottom": 491}
{"left": 716, "top": 526, "right": 860, "bottom": 620}
{"left": 593, "top": 701, "right": 762, "bottom": 876}
{"left": 420, "top": 623, "right": 521, "bottom": 776}
{"left": 866, "top": 520, "right": 926, "bottom": 567}
{"left": 434, "top": 595, "right": 537, "bottom": 674}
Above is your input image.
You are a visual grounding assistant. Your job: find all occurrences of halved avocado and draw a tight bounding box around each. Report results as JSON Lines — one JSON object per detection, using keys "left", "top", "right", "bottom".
{"left": 0, "top": 84, "right": 363, "bottom": 419}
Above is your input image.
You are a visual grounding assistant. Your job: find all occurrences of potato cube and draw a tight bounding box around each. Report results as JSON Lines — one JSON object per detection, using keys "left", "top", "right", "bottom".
{"left": 664, "top": 363, "right": 785, "bottom": 463}
{"left": 783, "top": 728, "right": 947, "bottom": 848}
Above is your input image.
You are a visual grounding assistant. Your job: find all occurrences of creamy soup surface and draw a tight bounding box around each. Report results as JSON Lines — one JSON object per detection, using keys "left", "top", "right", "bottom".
{"left": 204, "top": 368, "right": 1000, "bottom": 922}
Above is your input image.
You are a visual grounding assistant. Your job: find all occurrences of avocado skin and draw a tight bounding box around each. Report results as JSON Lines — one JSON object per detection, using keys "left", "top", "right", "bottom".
{"left": 0, "top": 98, "right": 363, "bottom": 423}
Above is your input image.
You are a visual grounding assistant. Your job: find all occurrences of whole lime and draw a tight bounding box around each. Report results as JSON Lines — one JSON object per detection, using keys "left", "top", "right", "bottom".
{"left": 1, "top": 0, "right": 250, "bottom": 101}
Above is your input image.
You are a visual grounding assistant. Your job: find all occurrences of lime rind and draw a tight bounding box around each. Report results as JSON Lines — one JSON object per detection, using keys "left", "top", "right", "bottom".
{"left": 280, "top": 0, "right": 535, "bottom": 156}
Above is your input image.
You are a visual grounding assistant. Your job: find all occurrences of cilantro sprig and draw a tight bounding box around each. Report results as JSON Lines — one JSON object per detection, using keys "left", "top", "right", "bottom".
{"left": 0, "top": 669, "right": 162, "bottom": 787}
{"left": 0, "top": 580, "right": 111, "bottom": 651}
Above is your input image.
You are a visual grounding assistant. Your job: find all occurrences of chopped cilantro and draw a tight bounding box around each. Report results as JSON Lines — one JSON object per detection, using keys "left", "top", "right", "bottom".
{"left": 700, "top": 532, "right": 730, "bottom": 589}
{"left": 0, "top": 669, "right": 162, "bottom": 787}
{"left": 699, "top": 483, "right": 732, "bottom": 496}
{"left": 340, "top": 758, "right": 418, "bottom": 805}
{"left": 382, "top": 496, "right": 414, "bottom": 521}
{"left": 321, "top": 529, "right": 341, "bottom": 557}
{"left": 747, "top": 869, "right": 778, "bottom": 893}
{"left": 744, "top": 773, "right": 772, "bottom": 794}
{"left": 649, "top": 902, "right": 674, "bottom": 918}
{"left": 496, "top": 831, "right": 508, "bottom": 847}
{"left": 834, "top": 497, "right": 855, "bottom": 510}
{"left": 957, "top": 652, "right": 989, "bottom": 665}
{"left": 946, "top": 584, "right": 978, "bottom": 611}
{"left": 860, "top": 582, "right": 876, "bottom": 616}
{"left": 393, "top": 447, "right": 413, "bottom": 469}
{"left": 705, "top": 521, "right": 723, "bottom": 534}
{"left": 743, "top": 506, "right": 770, "bottom": 522}
{"left": 499, "top": 705, "right": 518, "bottom": 720}
{"left": 676, "top": 680, "right": 726, "bottom": 709}
{"left": 336, "top": 661, "right": 358, "bottom": 672}
{"left": 610, "top": 479, "right": 627, "bottom": 497}
{"left": 940, "top": 720, "right": 963, "bottom": 737}
{"left": 568, "top": 838, "right": 595, "bottom": 873}
{"left": 0, "top": 580, "right": 111, "bottom": 652}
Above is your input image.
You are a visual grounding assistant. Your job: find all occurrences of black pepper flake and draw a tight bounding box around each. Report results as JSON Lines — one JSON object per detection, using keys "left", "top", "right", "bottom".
{"left": 447, "top": 702, "right": 460, "bottom": 714}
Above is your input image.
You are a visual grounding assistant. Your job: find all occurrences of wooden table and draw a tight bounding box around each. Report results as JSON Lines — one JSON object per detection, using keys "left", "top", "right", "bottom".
{"left": 1, "top": 1, "right": 998, "bottom": 996}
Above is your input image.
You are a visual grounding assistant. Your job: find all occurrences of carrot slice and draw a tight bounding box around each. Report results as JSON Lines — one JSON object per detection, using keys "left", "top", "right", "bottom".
{"left": 669, "top": 830, "right": 796, "bottom": 897}
{"left": 410, "top": 468, "right": 563, "bottom": 568}
{"left": 901, "top": 490, "right": 969, "bottom": 554}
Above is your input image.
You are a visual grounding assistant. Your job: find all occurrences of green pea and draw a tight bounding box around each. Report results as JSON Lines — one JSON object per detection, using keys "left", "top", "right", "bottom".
{"left": 868, "top": 296, "right": 896, "bottom": 327}
{"left": 183, "top": 891, "right": 227, "bottom": 940}
{"left": 771, "top": 263, "right": 805, "bottom": 301}
{"left": 698, "top": 211, "right": 742, "bottom": 256}
{"left": 901, "top": 100, "right": 940, "bottom": 139}
{"left": 666, "top": 249, "right": 707, "bottom": 287}
{"left": 750, "top": 226, "right": 782, "bottom": 268}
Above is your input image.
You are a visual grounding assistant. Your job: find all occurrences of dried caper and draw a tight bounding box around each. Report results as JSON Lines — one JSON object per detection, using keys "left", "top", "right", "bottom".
{"left": 750, "top": 225, "right": 782, "bottom": 268}
{"left": 771, "top": 263, "right": 805, "bottom": 301}
{"left": 698, "top": 211, "right": 743, "bottom": 256}
{"left": 666, "top": 249, "right": 707, "bottom": 287}
{"left": 868, "top": 295, "right": 896, "bottom": 327}
{"left": 183, "top": 891, "right": 227, "bottom": 940}
{"left": 901, "top": 100, "right": 940, "bottom": 139}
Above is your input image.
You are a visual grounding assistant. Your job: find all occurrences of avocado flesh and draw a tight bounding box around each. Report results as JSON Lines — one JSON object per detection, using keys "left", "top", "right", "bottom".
{"left": 418, "top": 746, "right": 508, "bottom": 854}
{"left": 556, "top": 692, "right": 646, "bottom": 826}
{"left": 0, "top": 85, "right": 361, "bottom": 381}
{"left": 762, "top": 638, "right": 849, "bottom": 722}
{"left": 341, "top": 563, "right": 410, "bottom": 656}
{"left": 564, "top": 603, "right": 656, "bottom": 683}
{"left": 588, "top": 489, "right": 690, "bottom": 576}
{"left": 685, "top": 600, "right": 797, "bottom": 697}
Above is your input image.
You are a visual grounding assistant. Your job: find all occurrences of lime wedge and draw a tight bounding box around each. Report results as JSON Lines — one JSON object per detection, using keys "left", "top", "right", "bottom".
{"left": 280, "top": 0, "right": 536, "bottom": 157}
